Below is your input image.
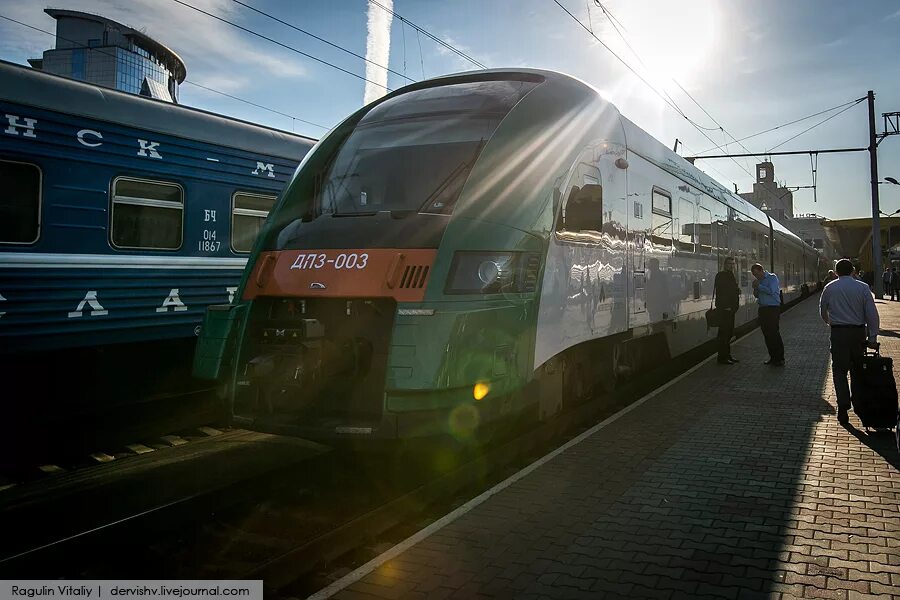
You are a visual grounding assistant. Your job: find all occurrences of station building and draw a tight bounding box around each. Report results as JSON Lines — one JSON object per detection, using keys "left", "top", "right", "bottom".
{"left": 28, "top": 9, "right": 186, "bottom": 103}
{"left": 739, "top": 161, "right": 795, "bottom": 224}
{"left": 738, "top": 161, "right": 840, "bottom": 261}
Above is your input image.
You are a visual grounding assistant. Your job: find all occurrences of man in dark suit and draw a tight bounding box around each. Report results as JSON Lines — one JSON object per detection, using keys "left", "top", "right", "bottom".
{"left": 714, "top": 257, "right": 741, "bottom": 365}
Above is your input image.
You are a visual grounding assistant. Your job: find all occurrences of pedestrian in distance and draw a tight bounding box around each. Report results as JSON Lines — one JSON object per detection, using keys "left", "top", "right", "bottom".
{"left": 751, "top": 263, "right": 784, "bottom": 366}
{"left": 819, "top": 258, "right": 879, "bottom": 424}
{"left": 825, "top": 270, "right": 838, "bottom": 284}
{"left": 891, "top": 267, "right": 900, "bottom": 302}
{"left": 883, "top": 267, "right": 892, "bottom": 300}
{"left": 714, "top": 257, "right": 741, "bottom": 365}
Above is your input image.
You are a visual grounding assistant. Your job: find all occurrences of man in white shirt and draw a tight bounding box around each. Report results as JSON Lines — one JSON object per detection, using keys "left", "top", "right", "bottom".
{"left": 819, "top": 259, "right": 880, "bottom": 424}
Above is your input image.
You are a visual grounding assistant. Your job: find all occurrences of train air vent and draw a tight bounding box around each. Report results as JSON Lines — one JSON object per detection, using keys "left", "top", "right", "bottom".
{"left": 399, "top": 265, "right": 430, "bottom": 289}
{"left": 522, "top": 254, "right": 541, "bottom": 292}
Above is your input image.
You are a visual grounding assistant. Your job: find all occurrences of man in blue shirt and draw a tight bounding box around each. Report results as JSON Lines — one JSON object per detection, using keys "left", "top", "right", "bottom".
{"left": 819, "top": 258, "right": 880, "bottom": 424}
{"left": 751, "top": 263, "right": 784, "bottom": 366}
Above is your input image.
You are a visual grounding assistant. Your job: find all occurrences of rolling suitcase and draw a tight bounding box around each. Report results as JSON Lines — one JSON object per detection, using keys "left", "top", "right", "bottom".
{"left": 850, "top": 345, "right": 898, "bottom": 430}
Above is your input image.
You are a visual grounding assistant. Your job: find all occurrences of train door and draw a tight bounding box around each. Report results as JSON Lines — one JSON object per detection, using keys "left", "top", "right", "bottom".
{"left": 631, "top": 198, "right": 647, "bottom": 320}
{"left": 535, "top": 145, "right": 627, "bottom": 372}
{"left": 642, "top": 187, "right": 673, "bottom": 323}
{"left": 696, "top": 203, "right": 713, "bottom": 300}
{"left": 677, "top": 197, "right": 696, "bottom": 311}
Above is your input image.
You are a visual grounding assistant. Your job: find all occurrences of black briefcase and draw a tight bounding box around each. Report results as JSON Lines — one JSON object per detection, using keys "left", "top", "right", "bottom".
{"left": 850, "top": 346, "right": 898, "bottom": 430}
{"left": 705, "top": 307, "right": 722, "bottom": 328}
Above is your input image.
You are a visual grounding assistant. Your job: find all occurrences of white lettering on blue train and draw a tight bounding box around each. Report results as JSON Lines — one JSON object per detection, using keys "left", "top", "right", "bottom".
{"left": 4, "top": 114, "right": 37, "bottom": 138}
{"left": 252, "top": 162, "right": 275, "bottom": 178}
{"left": 204, "top": 209, "right": 217, "bottom": 222}
{"left": 137, "top": 139, "right": 162, "bottom": 159}
{"left": 156, "top": 288, "right": 188, "bottom": 312}
{"left": 68, "top": 291, "right": 108, "bottom": 318}
{"left": 226, "top": 287, "right": 238, "bottom": 303}
{"left": 77, "top": 129, "right": 103, "bottom": 147}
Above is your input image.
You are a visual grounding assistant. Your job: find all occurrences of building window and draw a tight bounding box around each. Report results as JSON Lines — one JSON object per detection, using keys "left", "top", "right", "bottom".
{"left": 232, "top": 192, "right": 276, "bottom": 252}
{"left": 111, "top": 177, "right": 183, "bottom": 250}
{"left": 71, "top": 48, "right": 85, "bottom": 79}
{"left": 87, "top": 38, "right": 101, "bottom": 47}
{"left": 0, "top": 159, "right": 41, "bottom": 244}
{"left": 758, "top": 167, "right": 767, "bottom": 180}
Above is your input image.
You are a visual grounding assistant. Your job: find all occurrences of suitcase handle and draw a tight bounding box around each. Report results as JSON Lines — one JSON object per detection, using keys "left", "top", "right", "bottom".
{"left": 865, "top": 341, "right": 881, "bottom": 357}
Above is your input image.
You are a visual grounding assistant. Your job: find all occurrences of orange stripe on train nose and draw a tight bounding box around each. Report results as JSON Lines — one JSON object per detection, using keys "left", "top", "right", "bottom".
{"left": 242, "top": 249, "right": 437, "bottom": 302}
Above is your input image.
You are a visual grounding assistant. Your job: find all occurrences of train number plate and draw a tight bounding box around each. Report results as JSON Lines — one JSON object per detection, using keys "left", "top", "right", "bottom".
{"left": 289, "top": 252, "right": 369, "bottom": 271}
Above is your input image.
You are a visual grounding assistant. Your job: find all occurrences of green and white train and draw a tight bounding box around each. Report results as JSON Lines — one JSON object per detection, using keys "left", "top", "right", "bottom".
{"left": 194, "top": 69, "right": 824, "bottom": 440}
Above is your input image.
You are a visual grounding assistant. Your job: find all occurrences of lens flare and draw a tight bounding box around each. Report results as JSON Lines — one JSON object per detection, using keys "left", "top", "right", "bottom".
{"left": 473, "top": 382, "right": 490, "bottom": 400}
{"left": 448, "top": 403, "right": 479, "bottom": 439}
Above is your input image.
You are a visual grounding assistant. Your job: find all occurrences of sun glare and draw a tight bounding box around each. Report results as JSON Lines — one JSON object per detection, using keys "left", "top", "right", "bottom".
{"left": 607, "top": 0, "right": 720, "bottom": 87}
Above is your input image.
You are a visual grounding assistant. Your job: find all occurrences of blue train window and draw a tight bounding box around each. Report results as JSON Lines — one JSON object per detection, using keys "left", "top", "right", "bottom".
{"left": 232, "top": 191, "right": 276, "bottom": 253}
{"left": 0, "top": 159, "right": 41, "bottom": 244}
{"left": 111, "top": 177, "right": 183, "bottom": 250}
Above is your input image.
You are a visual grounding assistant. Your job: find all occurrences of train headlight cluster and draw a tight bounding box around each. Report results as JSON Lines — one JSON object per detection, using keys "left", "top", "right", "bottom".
{"left": 445, "top": 251, "right": 541, "bottom": 295}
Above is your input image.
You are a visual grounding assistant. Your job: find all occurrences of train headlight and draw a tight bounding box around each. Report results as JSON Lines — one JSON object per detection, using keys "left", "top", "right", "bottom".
{"left": 446, "top": 251, "right": 541, "bottom": 295}
{"left": 477, "top": 260, "right": 502, "bottom": 285}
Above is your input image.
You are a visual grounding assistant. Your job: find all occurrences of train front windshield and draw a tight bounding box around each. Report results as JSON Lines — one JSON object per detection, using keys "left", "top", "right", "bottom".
{"left": 315, "top": 79, "right": 539, "bottom": 217}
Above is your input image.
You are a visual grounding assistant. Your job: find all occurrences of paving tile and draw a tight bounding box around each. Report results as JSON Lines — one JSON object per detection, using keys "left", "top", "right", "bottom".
{"left": 319, "top": 299, "right": 900, "bottom": 599}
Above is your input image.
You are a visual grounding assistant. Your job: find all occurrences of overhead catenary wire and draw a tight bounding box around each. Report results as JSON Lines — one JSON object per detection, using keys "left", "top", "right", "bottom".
{"left": 0, "top": 13, "right": 330, "bottom": 131}
{"left": 416, "top": 28, "right": 426, "bottom": 79}
{"left": 679, "top": 142, "right": 743, "bottom": 189}
{"left": 184, "top": 81, "right": 329, "bottom": 130}
{"left": 767, "top": 99, "right": 865, "bottom": 152}
{"left": 591, "top": 1, "right": 718, "bottom": 132}
{"left": 230, "top": 0, "right": 415, "bottom": 83}
{"left": 583, "top": 1, "right": 864, "bottom": 211}
{"left": 551, "top": 0, "right": 757, "bottom": 182}
{"left": 368, "top": 0, "right": 488, "bottom": 70}
{"left": 693, "top": 96, "right": 867, "bottom": 155}
{"left": 170, "top": 0, "right": 392, "bottom": 91}
{"left": 592, "top": 0, "right": 757, "bottom": 177}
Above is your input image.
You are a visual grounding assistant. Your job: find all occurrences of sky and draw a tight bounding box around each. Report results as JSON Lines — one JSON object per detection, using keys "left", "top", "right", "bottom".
{"left": 1, "top": 0, "right": 899, "bottom": 221}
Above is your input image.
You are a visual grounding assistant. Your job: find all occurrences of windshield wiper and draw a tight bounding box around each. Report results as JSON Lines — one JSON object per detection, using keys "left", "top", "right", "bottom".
{"left": 418, "top": 139, "right": 486, "bottom": 214}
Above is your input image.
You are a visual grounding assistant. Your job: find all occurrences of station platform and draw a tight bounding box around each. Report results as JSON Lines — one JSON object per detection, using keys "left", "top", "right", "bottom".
{"left": 316, "top": 296, "right": 900, "bottom": 600}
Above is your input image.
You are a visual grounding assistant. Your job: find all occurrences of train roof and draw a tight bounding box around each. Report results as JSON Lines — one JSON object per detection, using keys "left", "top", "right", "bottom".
{"left": 419, "top": 68, "right": 808, "bottom": 248}
{"left": 0, "top": 60, "right": 316, "bottom": 159}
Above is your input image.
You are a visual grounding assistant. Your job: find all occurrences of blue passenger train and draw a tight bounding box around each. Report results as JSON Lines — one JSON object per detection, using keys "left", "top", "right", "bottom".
{"left": 0, "top": 60, "right": 316, "bottom": 412}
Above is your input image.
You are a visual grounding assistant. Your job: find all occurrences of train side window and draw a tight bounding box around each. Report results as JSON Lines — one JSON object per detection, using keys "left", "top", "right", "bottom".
{"left": 650, "top": 188, "right": 672, "bottom": 249}
{"left": 556, "top": 163, "right": 602, "bottom": 236}
{"left": 0, "top": 159, "right": 41, "bottom": 244}
{"left": 111, "top": 177, "right": 183, "bottom": 250}
{"left": 232, "top": 192, "right": 277, "bottom": 252}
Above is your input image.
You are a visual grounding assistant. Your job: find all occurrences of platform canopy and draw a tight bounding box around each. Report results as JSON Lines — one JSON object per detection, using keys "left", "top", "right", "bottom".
{"left": 822, "top": 216, "right": 900, "bottom": 269}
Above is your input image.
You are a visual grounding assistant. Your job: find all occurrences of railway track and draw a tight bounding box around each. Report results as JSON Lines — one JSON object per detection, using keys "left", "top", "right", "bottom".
{"left": 0, "top": 342, "right": 707, "bottom": 587}
{"left": 0, "top": 309, "right": 785, "bottom": 596}
{"left": 0, "top": 386, "right": 222, "bottom": 482}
